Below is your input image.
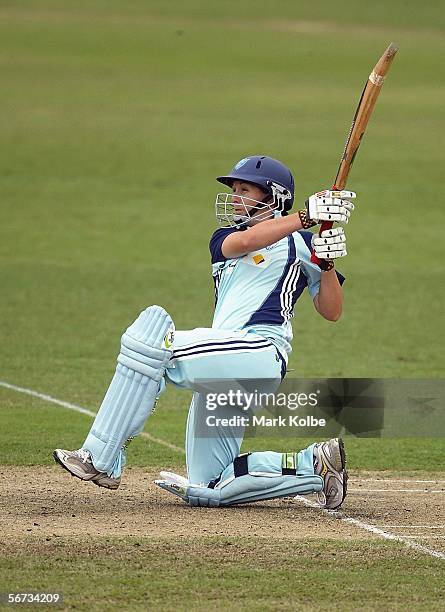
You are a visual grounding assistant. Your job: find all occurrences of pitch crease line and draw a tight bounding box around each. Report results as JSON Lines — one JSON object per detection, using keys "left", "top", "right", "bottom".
{"left": 0, "top": 380, "right": 185, "bottom": 455}
{"left": 380, "top": 525, "right": 445, "bottom": 529}
{"left": 349, "top": 488, "right": 445, "bottom": 494}
{"left": 294, "top": 496, "right": 445, "bottom": 561}
{"left": 402, "top": 536, "right": 445, "bottom": 539}
{"left": 357, "top": 478, "right": 445, "bottom": 484}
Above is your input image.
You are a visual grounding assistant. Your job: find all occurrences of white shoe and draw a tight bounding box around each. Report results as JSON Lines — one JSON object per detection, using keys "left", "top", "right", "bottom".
{"left": 53, "top": 448, "right": 120, "bottom": 490}
{"left": 313, "top": 438, "right": 348, "bottom": 510}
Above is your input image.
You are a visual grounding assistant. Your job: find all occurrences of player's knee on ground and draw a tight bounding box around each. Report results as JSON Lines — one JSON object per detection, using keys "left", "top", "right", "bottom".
{"left": 157, "top": 448, "right": 323, "bottom": 507}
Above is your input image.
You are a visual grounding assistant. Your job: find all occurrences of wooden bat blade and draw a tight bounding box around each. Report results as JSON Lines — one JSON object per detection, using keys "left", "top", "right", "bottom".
{"left": 333, "top": 42, "right": 398, "bottom": 191}
{"left": 311, "top": 43, "right": 398, "bottom": 266}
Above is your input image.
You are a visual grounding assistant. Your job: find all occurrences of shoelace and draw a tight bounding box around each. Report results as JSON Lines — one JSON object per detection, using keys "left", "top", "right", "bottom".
{"left": 75, "top": 449, "right": 91, "bottom": 463}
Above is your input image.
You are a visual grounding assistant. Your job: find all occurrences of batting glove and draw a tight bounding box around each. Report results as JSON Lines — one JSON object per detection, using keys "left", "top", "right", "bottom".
{"left": 312, "top": 227, "right": 347, "bottom": 263}
{"left": 305, "top": 190, "right": 356, "bottom": 225}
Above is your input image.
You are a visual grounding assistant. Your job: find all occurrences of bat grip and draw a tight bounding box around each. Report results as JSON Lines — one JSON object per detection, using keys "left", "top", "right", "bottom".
{"left": 310, "top": 183, "right": 338, "bottom": 265}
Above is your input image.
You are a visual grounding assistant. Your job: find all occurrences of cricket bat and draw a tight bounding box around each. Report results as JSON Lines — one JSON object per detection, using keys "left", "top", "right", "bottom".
{"left": 311, "top": 42, "right": 398, "bottom": 265}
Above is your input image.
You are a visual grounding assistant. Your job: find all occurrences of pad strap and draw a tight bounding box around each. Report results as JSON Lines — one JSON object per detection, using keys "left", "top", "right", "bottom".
{"left": 209, "top": 451, "right": 298, "bottom": 487}
{"left": 281, "top": 452, "right": 298, "bottom": 476}
{"left": 233, "top": 453, "right": 250, "bottom": 477}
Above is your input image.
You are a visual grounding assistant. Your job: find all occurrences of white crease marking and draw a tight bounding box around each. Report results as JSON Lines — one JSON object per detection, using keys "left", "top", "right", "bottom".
{"left": 349, "top": 488, "right": 444, "bottom": 494}
{"left": 295, "top": 496, "right": 445, "bottom": 561}
{"left": 0, "top": 380, "right": 185, "bottom": 455}
{"left": 401, "top": 536, "right": 445, "bottom": 540}
{"left": 357, "top": 478, "right": 445, "bottom": 484}
{"left": 380, "top": 525, "right": 445, "bottom": 529}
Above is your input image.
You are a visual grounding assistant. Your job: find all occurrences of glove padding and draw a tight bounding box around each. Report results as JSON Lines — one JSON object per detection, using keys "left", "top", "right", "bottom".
{"left": 312, "top": 227, "right": 347, "bottom": 260}
{"left": 306, "top": 190, "right": 355, "bottom": 224}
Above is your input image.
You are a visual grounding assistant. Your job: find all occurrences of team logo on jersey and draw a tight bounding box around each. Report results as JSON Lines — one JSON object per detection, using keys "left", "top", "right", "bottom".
{"left": 234, "top": 157, "right": 250, "bottom": 170}
{"left": 252, "top": 254, "right": 265, "bottom": 265}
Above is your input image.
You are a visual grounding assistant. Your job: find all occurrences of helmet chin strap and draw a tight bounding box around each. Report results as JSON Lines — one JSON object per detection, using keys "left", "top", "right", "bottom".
{"left": 231, "top": 195, "right": 279, "bottom": 228}
{"left": 246, "top": 194, "right": 274, "bottom": 219}
{"left": 248, "top": 182, "right": 291, "bottom": 219}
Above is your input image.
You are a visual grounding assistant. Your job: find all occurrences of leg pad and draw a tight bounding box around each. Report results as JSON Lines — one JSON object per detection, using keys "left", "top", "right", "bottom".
{"left": 156, "top": 448, "right": 323, "bottom": 507}
{"left": 83, "top": 306, "right": 174, "bottom": 476}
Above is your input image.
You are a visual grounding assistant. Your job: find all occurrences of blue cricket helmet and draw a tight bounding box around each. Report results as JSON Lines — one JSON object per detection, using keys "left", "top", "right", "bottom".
{"left": 216, "top": 155, "right": 295, "bottom": 211}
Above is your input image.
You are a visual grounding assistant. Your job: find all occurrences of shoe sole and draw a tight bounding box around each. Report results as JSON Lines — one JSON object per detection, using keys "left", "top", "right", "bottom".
{"left": 52, "top": 451, "right": 119, "bottom": 490}
{"left": 331, "top": 437, "right": 348, "bottom": 510}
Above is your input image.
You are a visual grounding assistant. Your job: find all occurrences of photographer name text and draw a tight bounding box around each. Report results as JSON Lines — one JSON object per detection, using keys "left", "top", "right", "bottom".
{"left": 206, "top": 415, "right": 326, "bottom": 428}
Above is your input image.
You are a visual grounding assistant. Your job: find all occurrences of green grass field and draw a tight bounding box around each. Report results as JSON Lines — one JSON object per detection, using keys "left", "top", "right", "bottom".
{"left": 1, "top": 1, "right": 444, "bottom": 609}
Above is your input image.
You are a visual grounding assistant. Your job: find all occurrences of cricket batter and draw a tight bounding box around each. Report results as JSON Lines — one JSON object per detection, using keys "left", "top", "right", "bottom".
{"left": 54, "top": 155, "right": 355, "bottom": 509}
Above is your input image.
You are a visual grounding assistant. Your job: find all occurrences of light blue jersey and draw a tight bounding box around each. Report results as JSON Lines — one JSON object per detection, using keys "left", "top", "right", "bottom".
{"left": 210, "top": 228, "right": 345, "bottom": 360}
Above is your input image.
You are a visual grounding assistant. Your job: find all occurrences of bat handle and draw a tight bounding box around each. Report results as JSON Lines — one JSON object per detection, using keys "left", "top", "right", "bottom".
{"left": 310, "top": 184, "right": 338, "bottom": 265}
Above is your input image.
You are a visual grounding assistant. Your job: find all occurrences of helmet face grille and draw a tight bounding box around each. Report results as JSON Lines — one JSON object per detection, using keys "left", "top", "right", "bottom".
{"left": 215, "top": 192, "right": 284, "bottom": 228}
